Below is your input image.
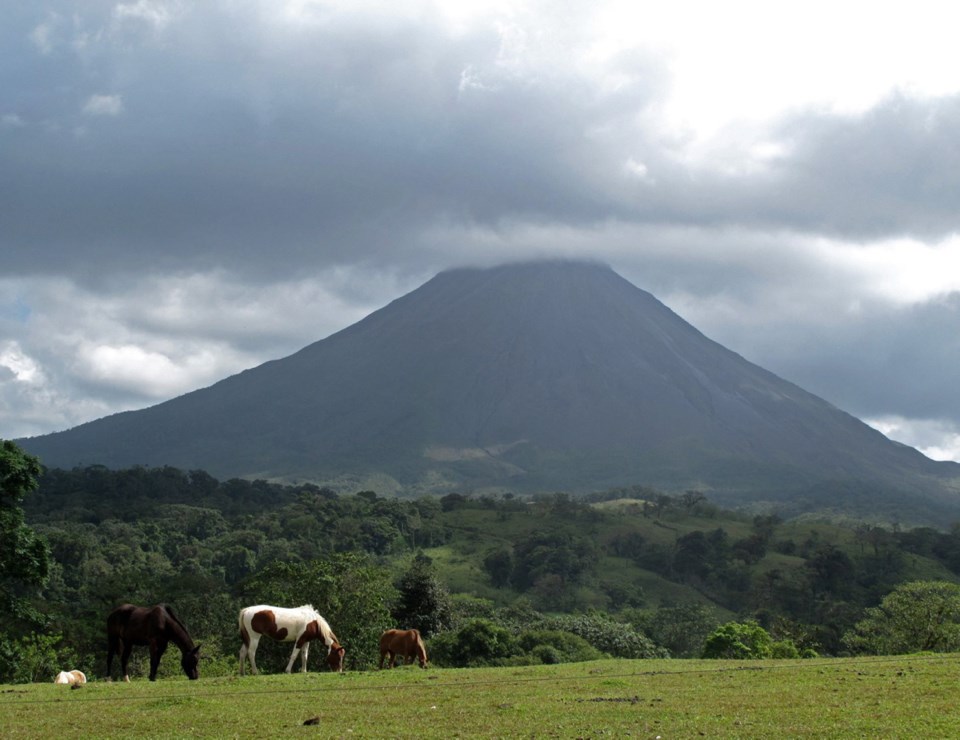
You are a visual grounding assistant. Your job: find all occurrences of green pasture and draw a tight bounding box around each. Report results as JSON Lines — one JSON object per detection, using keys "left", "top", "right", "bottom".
{"left": 4, "top": 655, "right": 958, "bottom": 738}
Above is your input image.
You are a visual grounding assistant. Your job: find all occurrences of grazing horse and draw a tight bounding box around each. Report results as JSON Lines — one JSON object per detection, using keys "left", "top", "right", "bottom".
{"left": 54, "top": 670, "right": 87, "bottom": 685}
{"left": 238, "top": 604, "right": 345, "bottom": 675}
{"left": 107, "top": 604, "right": 201, "bottom": 682}
{"left": 379, "top": 629, "right": 428, "bottom": 669}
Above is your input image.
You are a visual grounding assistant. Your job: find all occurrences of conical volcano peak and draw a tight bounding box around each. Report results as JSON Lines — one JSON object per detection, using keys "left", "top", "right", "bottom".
{"left": 20, "top": 261, "right": 960, "bottom": 520}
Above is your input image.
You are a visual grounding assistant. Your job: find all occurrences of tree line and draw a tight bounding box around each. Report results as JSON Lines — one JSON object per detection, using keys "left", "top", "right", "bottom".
{"left": 5, "top": 442, "right": 960, "bottom": 682}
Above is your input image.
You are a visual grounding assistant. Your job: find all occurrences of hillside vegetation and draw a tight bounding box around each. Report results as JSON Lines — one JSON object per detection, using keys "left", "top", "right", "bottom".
{"left": 7, "top": 464, "right": 960, "bottom": 683}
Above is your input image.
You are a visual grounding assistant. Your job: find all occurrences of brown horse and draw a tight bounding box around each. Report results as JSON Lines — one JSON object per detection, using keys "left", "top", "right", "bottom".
{"left": 379, "top": 629, "right": 428, "bottom": 669}
{"left": 107, "top": 604, "right": 201, "bottom": 682}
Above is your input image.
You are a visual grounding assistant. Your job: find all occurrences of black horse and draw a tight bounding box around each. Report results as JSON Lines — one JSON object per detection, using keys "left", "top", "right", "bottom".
{"left": 107, "top": 604, "right": 201, "bottom": 681}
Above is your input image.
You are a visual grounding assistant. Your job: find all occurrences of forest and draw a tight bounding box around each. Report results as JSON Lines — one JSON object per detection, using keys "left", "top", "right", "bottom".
{"left": 5, "top": 439, "right": 960, "bottom": 683}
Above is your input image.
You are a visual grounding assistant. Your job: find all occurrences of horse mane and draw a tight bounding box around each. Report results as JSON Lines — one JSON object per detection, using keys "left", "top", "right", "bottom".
{"left": 161, "top": 604, "right": 195, "bottom": 650}
{"left": 299, "top": 606, "right": 337, "bottom": 647}
{"left": 299, "top": 604, "right": 326, "bottom": 625}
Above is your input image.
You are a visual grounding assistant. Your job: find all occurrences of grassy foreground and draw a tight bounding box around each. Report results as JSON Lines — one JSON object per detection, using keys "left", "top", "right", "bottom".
{"left": 3, "top": 655, "right": 958, "bottom": 738}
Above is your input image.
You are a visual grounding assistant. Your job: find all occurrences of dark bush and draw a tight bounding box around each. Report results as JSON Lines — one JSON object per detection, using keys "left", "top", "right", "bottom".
{"left": 428, "top": 619, "right": 520, "bottom": 667}
{"left": 518, "top": 629, "right": 604, "bottom": 663}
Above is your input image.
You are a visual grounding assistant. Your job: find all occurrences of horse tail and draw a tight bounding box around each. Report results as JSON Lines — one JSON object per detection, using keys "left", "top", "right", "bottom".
{"left": 238, "top": 608, "right": 250, "bottom": 648}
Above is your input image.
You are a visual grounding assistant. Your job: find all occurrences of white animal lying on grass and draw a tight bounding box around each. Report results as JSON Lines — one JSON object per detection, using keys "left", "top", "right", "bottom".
{"left": 54, "top": 670, "right": 86, "bottom": 685}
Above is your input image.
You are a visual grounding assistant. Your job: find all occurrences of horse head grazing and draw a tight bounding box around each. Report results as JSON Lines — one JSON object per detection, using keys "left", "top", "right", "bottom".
{"left": 415, "top": 636, "right": 428, "bottom": 668}
{"left": 327, "top": 643, "right": 346, "bottom": 673}
{"left": 181, "top": 644, "right": 202, "bottom": 680}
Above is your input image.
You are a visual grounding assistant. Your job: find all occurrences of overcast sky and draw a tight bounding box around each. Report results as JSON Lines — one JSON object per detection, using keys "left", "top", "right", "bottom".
{"left": 4, "top": 0, "right": 960, "bottom": 462}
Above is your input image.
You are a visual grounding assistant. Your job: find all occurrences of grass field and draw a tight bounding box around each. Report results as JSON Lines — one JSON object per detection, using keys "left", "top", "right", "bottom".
{"left": 3, "top": 654, "right": 959, "bottom": 738}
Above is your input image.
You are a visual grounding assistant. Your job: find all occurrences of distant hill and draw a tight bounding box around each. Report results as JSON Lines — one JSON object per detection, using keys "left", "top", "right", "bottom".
{"left": 18, "top": 260, "right": 960, "bottom": 519}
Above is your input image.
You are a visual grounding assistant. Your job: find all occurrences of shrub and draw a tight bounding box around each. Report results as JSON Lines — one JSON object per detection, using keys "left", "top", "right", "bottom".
{"left": 517, "top": 629, "right": 604, "bottom": 663}
{"left": 702, "top": 621, "right": 773, "bottom": 659}
{"left": 770, "top": 639, "right": 800, "bottom": 659}
{"left": 531, "top": 645, "right": 562, "bottom": 664}
{"left": 3, "top": 633, "right": 65, "bottom": 684}
{"left": 428, "top": 619, "right": 520, "bottom": 667}
{"left": 545, "top": 614, "right": 668, "bottom": 659}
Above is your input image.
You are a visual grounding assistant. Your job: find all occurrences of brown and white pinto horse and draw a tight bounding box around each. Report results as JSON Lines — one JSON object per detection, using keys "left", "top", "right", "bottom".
{"left": 238, "top": 604, "right": 345, "bottom": 675}
{"left": 107, "top": 604, "right": 201, "bottom": 682}
{"left": 379, "top": 629, "right": 428, "bottom": 669}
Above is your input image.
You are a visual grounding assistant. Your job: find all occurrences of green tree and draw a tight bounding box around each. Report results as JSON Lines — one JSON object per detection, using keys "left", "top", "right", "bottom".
{"left": 842, "top": 580, "right": 960, "bottom": 655}
{"left": 631, "top": 603, "right": 719, "bottom": 658}
{"left": 702, "top": 620, "right": 773, "bottom": 659}
{"left": 511, "top": 530, "right": 598, "bottom": 590}
{"left": 805, "top": 545, "right": 855, "bottom": 599}
{"left": 0, "top": 441, "right": 51, "bottom": 682}
{"left": 482, "top": 548, "right": 514, "bottom": 588}
{"left": 392, "top": 554, "right": 453, "bottom": 638}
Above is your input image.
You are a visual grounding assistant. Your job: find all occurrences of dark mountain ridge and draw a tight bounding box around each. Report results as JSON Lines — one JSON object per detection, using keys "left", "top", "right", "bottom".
{"left": 19, "top": 261, "right": 960, "bottom": 518}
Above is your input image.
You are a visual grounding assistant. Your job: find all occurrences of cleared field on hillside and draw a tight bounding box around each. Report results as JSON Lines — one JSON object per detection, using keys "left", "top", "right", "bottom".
{"left": 3, "top": 655, "right": 958, "bottom": 738}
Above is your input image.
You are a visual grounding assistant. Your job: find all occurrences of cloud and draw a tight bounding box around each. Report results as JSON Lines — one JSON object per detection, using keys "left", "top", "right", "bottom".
{"left": 866, "top": 417, "right": 960, "bottom": 463}
{"left": 113, "top": 0, "right": 181, "bottom": 32}
{"left": 6, "top": 10, "right": 960, "bottom": 285}
{"left": 0, "top": 268, "right": 412, "bottom": 438}
{"left": 82, "top": 94, "right": 124, "bottom": 117}
{"left": 29, "top": 16, "right": 58, "bottom": 55}
{"left": 0, "top": 341, "right": 43, "bottom": 384}
{"left": 77, "top": 343, "right": 215, "bottom": 397}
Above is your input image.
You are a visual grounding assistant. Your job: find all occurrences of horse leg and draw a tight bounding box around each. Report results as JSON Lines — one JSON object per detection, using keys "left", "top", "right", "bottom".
{"left": 284, "top": 644, "right": 302, "bottom": 673}
{"left": 149, "top": 638, "right": 167, "bottom": 681}
{"left": 239, "top": 642, "right": 247, "bottom": 676}
{"left": 379, "top": 649, "right": 386, "bottom": 670}
{"left": 107, "top": 635, "right": 119, "bottom": 680}
{"left": 120, "top": 643, "right": 134, "bottom": 683}
{"left": 389, "top": 651, "right": 397, "bottom": 668}
{"left": 300, "top": 642, "right": 310, "bottom": 673}
{"left": 247, "top": 635, "right": 261, "bottom": 675}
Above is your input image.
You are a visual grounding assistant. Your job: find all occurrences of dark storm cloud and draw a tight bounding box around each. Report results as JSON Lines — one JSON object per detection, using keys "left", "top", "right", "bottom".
{"left": 762, "top": 295, "right": 960, "bottom": 422}
{"left": 4, "top": 2, "right": 960, "bottom": 285}
{"left": 752, "top": 95, "right": 960, "bottom": 239}
{"left": 0, "top": 2, "right": 667, "bottom": 283}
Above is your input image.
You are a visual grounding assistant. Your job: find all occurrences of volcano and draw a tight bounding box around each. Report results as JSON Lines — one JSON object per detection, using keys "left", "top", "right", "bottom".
{"left": 19, "top": 261, "right": 960, "bottom": 517}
